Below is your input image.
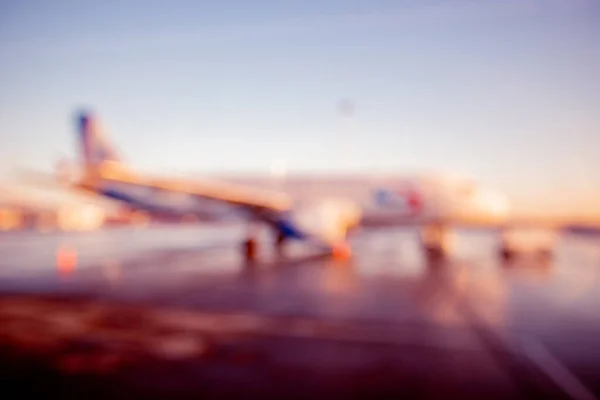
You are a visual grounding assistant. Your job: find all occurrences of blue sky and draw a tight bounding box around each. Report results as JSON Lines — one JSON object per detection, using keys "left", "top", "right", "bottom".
{"left": 0, "top": 0, "right": 599, "bottom": 215}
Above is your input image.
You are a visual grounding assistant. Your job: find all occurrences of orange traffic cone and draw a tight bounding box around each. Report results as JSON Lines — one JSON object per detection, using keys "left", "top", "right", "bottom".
{"left": 57, "top": 245, "right": 77, "bottom": 277}
{"left": 332, "top": 242, "right": 352, "bottom": 261}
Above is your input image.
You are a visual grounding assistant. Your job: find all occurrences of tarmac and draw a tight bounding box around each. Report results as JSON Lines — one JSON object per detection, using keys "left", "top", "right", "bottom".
{"left": 0, "top": 225, "right": 599, "bottom": 399}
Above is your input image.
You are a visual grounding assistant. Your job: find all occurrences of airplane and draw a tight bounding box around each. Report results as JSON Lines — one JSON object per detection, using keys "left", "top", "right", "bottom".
{"left": 17, "top": 109, "right": 516, "bottom": 260}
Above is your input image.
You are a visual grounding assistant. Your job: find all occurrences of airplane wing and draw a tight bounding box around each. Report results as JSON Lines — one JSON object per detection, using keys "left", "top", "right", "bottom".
{"left": 14, "top": 163, "right": 292, "bottom": 213}
{"left": 92, "top": 161, "right": 293, "bottom": 213}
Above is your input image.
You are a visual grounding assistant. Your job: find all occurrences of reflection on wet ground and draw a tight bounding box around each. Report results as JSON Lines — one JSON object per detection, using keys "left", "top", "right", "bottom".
{"left": 0, "top": 226, "right": 599, "bottom": 399}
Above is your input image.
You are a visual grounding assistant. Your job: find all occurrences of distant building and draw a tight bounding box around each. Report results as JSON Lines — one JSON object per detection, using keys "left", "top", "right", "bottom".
{"left": 0, "top": 203, "right": 107, "bottom": 232}
{"left": 0, "top": 207, "right": 22, "bottom": 230}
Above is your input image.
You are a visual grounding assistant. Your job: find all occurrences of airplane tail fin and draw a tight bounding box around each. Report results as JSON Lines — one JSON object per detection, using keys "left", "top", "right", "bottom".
{"left": 76, "top": 110, "right": 123, "bottom": 169}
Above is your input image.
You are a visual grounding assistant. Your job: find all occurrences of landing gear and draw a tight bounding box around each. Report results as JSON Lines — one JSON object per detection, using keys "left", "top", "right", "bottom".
{"left": 275, "top": 231, "right": 287, "bottom": 258}
{"left": 498, "top": 228, "right": 556, "bottom": 264}
{"left": 424, "top": 244, "right": 446, "bottom": 263}
{"left": 242, "top": 223, "right": 260, "bottom": 263}
{"left": 499, "top": 246, "right": 515, "bottom": 262}
{"left": 242, "top": 237, "right": 258, "bottom": 263}
{"left": 241, "top": 225, "right": 289, "bottom": 263}
{"left": 420, "top": 223, "right": 455, "bottom": 263}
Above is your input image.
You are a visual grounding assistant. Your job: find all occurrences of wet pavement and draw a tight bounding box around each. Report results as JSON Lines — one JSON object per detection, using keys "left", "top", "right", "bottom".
{"left": 0, "top": 225, "right": 599, "bottom": 399}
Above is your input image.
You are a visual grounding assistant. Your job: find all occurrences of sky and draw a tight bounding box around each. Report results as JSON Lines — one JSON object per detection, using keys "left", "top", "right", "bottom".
{"left": 0, "top": 0, "right": 599, "bottom": 217}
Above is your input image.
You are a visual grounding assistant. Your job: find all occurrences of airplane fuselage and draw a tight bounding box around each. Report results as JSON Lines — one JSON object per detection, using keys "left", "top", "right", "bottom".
{"left": 88, "top": 171, "right": 510, "bottom": 227}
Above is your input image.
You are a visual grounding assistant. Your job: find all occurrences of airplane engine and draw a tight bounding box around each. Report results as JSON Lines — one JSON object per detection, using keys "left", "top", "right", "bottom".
{"left": 286, "top": 198, "right": 362, "bottom": 245}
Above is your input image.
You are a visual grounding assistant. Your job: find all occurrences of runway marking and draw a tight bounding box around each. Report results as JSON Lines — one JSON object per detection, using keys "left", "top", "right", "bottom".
{"left": 521, "top": 337, "right": 597, "bottom": 400}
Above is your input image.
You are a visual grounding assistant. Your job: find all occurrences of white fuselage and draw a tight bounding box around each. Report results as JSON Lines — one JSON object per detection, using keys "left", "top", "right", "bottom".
{"left": 218, "top": 172, "right": 511, "bottom": 225}
{"left": 90, "top": 170, "right": 510, "bottom": 228}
